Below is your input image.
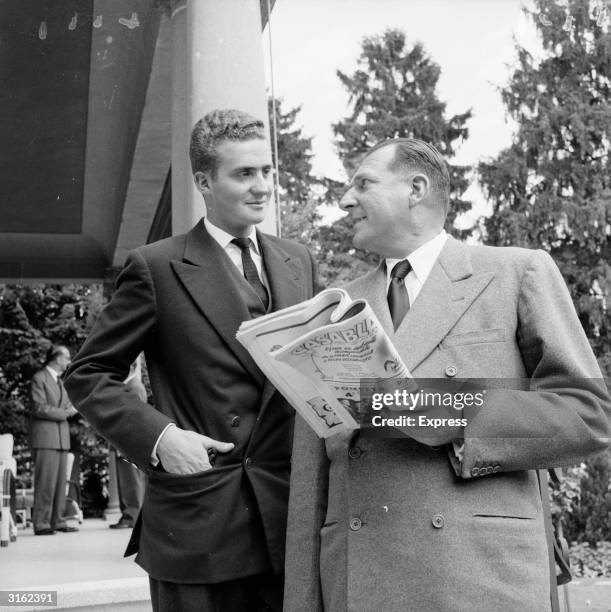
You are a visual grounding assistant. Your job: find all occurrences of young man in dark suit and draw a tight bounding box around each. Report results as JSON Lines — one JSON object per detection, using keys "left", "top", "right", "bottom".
{"left": 65, "top": 109, "right": 317, "bottom": 611}
{"left": 30, "top": 344, "right": 78, "bottom": 535}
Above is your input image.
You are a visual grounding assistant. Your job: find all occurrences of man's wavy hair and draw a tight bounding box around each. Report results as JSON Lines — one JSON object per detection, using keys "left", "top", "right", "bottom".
{"left": 189, "top": 109, "right": 266, "bottom": 178}
{"left": 366, "top": 138, "right": 451, "bottom": 215}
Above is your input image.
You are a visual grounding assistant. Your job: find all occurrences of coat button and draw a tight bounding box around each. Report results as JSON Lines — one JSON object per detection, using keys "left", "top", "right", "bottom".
{"left": 471, "top": 467, "right": 480, "bottom": 477}
{"left": 349, "top": 517, "right": 362, "bottom": 531}
{"left": 348, "top": 447, "right": 362, "bottom": 459}
{"left": 431, "top": 514, "right": 445, "bottom": 529}
{"left": 244, "top": 457, "right": 252, "bottom": 468}
{"left": 445, "top": 365, "right": 457, "bottom": 377}
{"left": 231, "top": 416, "right": 241, "bottom": 427}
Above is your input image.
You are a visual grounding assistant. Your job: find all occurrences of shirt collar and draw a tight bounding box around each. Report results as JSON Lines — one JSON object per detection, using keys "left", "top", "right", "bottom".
{"left": 204, "top": 218, "right": 260, "bottom": 254}
{"left": 386, "top": 230, "right": 448, "bottom": 283}
{"left": 45, "top": 365, "right": 59, "bottom": 381}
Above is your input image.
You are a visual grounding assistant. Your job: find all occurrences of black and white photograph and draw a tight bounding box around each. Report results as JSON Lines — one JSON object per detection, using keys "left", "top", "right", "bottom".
{"left": 0, "top": 1, "right": 610, "bottom": 611}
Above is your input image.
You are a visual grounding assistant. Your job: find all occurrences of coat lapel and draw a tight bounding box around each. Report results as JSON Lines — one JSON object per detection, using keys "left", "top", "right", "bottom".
{"left": 45, "top": 369, "right": 61, "bottom": 405}
{"left": 395, "top": 237, "right": 495, "bottom": 372}
{"left": 255, "top": 232, "right": 309, "bottom": 419}
{"left": 257, "top": 231, "right": 307, "bottom": 310}
{"left": 170, "top": 221, "right": 264, "bottom": 386}
{"left": 345, "top": 263, "right": 394, "bottom": 337}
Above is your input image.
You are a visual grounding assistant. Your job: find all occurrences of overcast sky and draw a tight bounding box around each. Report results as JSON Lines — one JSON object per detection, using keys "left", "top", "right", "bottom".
{"left": 262, "top": 0, "right": 544, "bottom": 223}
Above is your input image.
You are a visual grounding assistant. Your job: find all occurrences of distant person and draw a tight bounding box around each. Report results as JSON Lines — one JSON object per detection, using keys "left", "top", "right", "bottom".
{"left": 30, "top": 345, "right": 78, "bottom": 535}
{"left": 110, "top": 360, "right": 147, "bottom": 530}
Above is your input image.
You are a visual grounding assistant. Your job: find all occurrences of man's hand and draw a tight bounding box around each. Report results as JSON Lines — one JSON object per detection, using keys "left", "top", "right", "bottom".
{"left": 156, "top": 426, "right": 234, "bottom": 475}
{"left": 66, "top": 404, "right": 78, "bottom": 417}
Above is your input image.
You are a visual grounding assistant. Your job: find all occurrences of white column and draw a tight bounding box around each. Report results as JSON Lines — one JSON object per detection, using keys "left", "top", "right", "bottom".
{"left": 169, "top": 0, "right": 275, "bottom": 236}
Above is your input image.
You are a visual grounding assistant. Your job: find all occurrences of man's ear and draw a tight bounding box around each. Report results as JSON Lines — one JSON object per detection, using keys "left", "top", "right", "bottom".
{"left": 194, "top": 171, "right": 211, "bottom": 195}
{"left": 408, "top": 173, "right": 430, "bottom": 206}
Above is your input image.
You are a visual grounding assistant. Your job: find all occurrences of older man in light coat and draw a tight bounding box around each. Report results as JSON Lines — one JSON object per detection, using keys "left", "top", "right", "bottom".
{"left": 284, "top": 138, "right": 611, "bottom": 612}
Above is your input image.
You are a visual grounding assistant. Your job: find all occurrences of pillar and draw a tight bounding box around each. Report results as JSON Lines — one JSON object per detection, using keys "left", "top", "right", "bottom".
{"left": 169, "top": 0, "right": 275, "bottom": 236}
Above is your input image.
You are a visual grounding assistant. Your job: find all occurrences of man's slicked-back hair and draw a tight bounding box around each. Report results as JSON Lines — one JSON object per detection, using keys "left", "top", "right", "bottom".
{"left": 367, "top": 138, "right": 451, "bottom": 215}
{"left": 45, "top": 344, "right": 68, "bottom": 366}
{"left": 189, "top": 109, "right": 266, "bottom": 177}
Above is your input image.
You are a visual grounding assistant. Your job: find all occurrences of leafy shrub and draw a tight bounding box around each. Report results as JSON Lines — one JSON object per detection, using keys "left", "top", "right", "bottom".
{"left": 562, "top": 453, "right": 611, "bottom": 545}
{"left": 569, "top": 541, "right": 611, "bottom": 578}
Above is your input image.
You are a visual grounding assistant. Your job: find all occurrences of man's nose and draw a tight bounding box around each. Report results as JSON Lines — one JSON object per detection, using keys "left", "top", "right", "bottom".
{"left": 252, "top": 173, "right": 271, "bottom": 195}
{"left": 339, "top": 188, "right": 356, "bottom": 211}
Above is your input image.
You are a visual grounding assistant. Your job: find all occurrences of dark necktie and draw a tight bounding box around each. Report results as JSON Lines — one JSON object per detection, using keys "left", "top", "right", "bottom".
{"left": 387, "top": 259, "right": 411, "bottom": 331}
{"left": 231, "top": 237, "right": 269, "bottom": 310}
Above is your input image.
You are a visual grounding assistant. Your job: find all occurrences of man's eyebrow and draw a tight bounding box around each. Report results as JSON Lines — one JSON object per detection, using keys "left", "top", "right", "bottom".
{"left": 350, "top": 170, "right": 374, "bottom": 185}
{"left": 232, "top": 163, "right": 273, "bottom": 172}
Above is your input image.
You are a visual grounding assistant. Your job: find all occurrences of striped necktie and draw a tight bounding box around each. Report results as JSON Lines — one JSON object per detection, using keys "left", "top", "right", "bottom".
{"left": 387, "top": 259, "right": 411, "bottom": 331}
{"left": 231, "top": 237, "right": 269, "bottom": 310}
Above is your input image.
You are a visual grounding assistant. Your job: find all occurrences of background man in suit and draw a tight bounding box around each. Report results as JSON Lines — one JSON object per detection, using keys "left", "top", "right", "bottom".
{"left": 65, "top": 108, "right": 316, "bottom": 612}
{"left": 30, "top": 344, "right": 78, "bottom": 535}
{"left": 284, "top": 138, "right": 611, "bottom": 612}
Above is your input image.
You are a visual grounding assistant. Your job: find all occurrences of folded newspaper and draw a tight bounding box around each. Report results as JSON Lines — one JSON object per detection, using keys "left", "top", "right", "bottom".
{"left": 236, "top": 288, "right": 410, "bottom": 438}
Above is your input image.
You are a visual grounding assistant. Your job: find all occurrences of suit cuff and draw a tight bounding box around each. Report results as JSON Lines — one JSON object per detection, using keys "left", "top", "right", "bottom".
{"left": 452, "top": 439, "right": 464, "bottom": 463}
{"left": 447, "top": 438, "right": 464, "bottom": 477}
{"left": 150, "top": 423, "right": 176, "bottom": 466}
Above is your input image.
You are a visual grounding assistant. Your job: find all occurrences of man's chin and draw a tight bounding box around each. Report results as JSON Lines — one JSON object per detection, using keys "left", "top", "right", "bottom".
{"left": 250, "top": 213, "right": 266, "bottom": 226}
{"left": 352, "top": 232, "right": 370, "bottom": 251}
{"left": 245, "top": 206, "right": 267, "bottom": 223}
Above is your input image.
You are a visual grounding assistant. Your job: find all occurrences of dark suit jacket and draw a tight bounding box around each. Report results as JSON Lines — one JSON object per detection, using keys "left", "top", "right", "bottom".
{"left": 65, "top": 220, "right": 316, "bottom": 583}
{"left": 284, "top": 238, "right": 611, "bottom": 612}
{"left": 30, "top": 368, "right": 71, "bottom": 450}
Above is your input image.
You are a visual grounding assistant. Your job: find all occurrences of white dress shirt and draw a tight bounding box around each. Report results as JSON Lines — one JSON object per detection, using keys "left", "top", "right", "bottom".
{"left": 46, "top": 365, "right": 60, "bottom": 381}
{"left": 384, "top": 230, "right": 448, "bottom": 305}
{"left": 204, "top": 218, "right": 267, "bottom": 285}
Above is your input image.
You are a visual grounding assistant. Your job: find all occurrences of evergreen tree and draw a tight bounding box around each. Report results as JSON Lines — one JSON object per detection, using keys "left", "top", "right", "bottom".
{"left": 268, "top": 97, "right": 321, "bottom": 245}
{"left": 320, "top": 29, "right": 473, "bottom": 284}
{"left": 478, "top": 0, "right": 611, "bottom": 374}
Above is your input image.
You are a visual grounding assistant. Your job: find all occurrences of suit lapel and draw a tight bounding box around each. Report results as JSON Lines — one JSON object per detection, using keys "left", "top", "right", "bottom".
{"left": 45, "top": 369, "right": 61, "bottom": 406}
{"left": 395, "top": 237, "right": 495, "bottom": 372}
{"left": 346, "top": 263, "right": 394, "bottom": 337}
{"left": 254, "top": 232, "right": 308, "bottom": 419}
{"left": 170, "top": 221, "right": 264, "bottom": 386}
{"left": 257, "top": 231, "right": 306, "bottom": 310}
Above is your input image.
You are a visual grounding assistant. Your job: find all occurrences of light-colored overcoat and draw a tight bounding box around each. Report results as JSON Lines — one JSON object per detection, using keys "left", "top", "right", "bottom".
{"left": 285, "top": 237, "right": 611, "bottom": 612}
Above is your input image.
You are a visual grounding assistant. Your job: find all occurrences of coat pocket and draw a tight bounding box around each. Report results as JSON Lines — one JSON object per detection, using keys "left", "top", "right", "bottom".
{"left": 442, "top": 328, "right": 506, "bottom": 348}
{"left": 473, "top": 512, "right": 536, "bottom": 520}
{"left": 144, "top": 466, "right": 239, "bottom": 549}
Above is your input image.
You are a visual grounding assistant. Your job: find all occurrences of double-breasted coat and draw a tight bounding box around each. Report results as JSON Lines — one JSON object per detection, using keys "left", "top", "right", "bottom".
{"left": 284, "top": 237, "right": 611, "bottom": 612}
